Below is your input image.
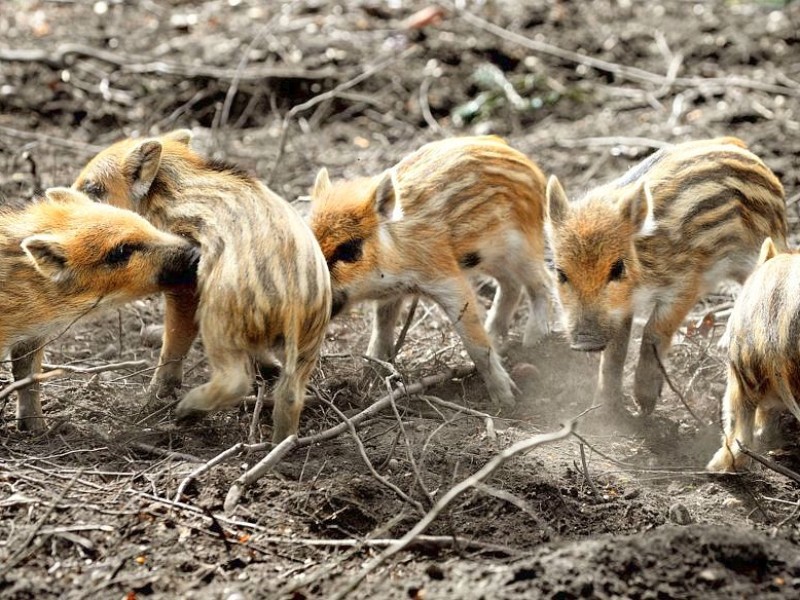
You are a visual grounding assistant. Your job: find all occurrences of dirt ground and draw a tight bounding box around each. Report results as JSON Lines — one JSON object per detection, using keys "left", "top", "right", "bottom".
{"left": 2, "top": 0, "right": 800, "bottom": 598}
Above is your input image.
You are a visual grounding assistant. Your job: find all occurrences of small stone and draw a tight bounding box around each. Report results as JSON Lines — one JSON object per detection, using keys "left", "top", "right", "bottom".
{"left": 425, "top": 564, "right": 445, "bottom": 580}
{"left": 668, "top": 502, "right": 694, "bottom": 525}
{"left": 698, "top": 568, "right": 726, "bottom": 588}
{"left": 511, "top": 363, "right": 539, "bottom": 384}
{"left": 722, "top": 497, "right": 743, "bottom": 509}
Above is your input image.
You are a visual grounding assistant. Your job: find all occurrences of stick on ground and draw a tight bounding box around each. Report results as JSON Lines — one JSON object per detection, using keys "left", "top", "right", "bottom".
{"left": 224, "top": 366, "right": 475, "bottom": 513}
{"left": 330, "top": 420, "right": 576, "bottom": 599}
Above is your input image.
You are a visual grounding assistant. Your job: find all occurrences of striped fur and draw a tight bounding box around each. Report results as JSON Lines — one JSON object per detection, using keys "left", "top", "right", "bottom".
{"left": 309, "top": 136, "right": 551, "bottom": 408}
{"left": 1, "top": 187, "right": 199, "bottom": 432}
{"left": 74, "top": 131, "right": 331, "bottom": 442}
{"left": 546, "top": 137, "right": 787, "bottom": 416}
{"left": 708, "top": 238, "right": 800, "bottom": 472}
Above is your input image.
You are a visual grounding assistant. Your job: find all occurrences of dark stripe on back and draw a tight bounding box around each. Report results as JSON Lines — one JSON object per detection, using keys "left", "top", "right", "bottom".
{"left": 680, "top": 190, "right": 740, "bottom": 229}
{"left": 204, "top": 159, "right": 257, "bottom": 185}
{"left": 675, "top": 162, "right": 783, "bottom": 200}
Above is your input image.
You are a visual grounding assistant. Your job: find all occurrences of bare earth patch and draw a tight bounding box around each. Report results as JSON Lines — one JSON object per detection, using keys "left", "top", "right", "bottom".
{"left": 2, "top": 1, "right": 800, "bottom": 598}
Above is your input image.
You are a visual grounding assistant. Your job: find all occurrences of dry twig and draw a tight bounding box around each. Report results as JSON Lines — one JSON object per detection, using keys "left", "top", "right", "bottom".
{"left": 268, "top": 47, "right": 416, "bottom": 186}
{"left": 736, "top": 441, "right": 800, "bottom": 486}
{"left": 651, "top": 343, "right": 706, "bottom": 426}
{"left": 330, "top": 420, "right": 575, "bottom": 599}
{"left": 579, "top": 443, "right": 601, "bottom": 498}
{"left": 457, "top": 7, "right": 800, "bottom": 97}
{"left": 0, "top": 43, "right": 340, "bottom": 82}
{"left": 393, "top": 296, "right": 420, "bottom": 358}
{"left": 0, "top": 360, "right": 148, "bottom": 403}
{"left": 224, "top": 366, "right": 474, "bottom": 512}
{"left": 321, "top": 395, "right": 426, "bottom": 515}
{"left": 0, "top": 471, "right": 82, "bottom": 576}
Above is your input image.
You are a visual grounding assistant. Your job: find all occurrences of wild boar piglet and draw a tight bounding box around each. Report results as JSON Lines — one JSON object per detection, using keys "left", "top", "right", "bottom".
{"left": 74, "top": 130, "right": 331, "bottom": 442}
{"left": 1, "top": 187, "right": 199, "bottom": 431}
{"left": 545, "top": 137, "right": 787, "bottom": 416}
{"left": 309, "top": 136, "right": 552, "bottom": 408}
{"left": 707, "top": 238, "right": 800, "bottom": 472}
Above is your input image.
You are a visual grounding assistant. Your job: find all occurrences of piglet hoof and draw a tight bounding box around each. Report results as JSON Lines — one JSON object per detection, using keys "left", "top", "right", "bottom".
{"left": 174, "top": 404, "right": 208, "bottom": 427}
{"left": 706, "top": 444, "right": 749, "bottom": 473}
{"left": 17, "top": 416, "right": 46, "bottom": 433}
{"left": 148, "top": 377, "right": 182, "bottom": 404}
{"left": 633, "top": 377, "right": 661, "bottom": 417}
{"left": 488, "top": 386, "right": 516, "bottom": 411}
{"left": 589, "top": 395, "right": 638, "bottom": 432}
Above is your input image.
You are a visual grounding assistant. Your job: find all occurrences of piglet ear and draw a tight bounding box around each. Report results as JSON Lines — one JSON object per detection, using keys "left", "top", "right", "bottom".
{"left": 22, "top": 234, "right": 71, "bottom": 284}
{"left": 44, "top": 187, "right": 87, "bottom": 205}
{"left": 162, "top": 129, "right": 193, "bottom": 146}
{"left": 620, "top": 180, "right": 656, "bottom": 236}
{"left": 757, "top": 237, "right": 779, "bottom": 266}
{"left": 545, "top": 175, "right": 569, "bottom": 228}
{"left": 312, "top": 167, "right": 331, "bottom": 199}
{"left": 373, "top": 172, "right": 400, "bottom": 220}
{"left": 124, "top": 139, "right": 163, "bottom": 203}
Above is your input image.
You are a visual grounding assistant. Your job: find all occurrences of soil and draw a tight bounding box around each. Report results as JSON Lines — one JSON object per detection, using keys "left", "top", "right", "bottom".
{"left": 2, "top": 1, "right": 800, "bottom": 598}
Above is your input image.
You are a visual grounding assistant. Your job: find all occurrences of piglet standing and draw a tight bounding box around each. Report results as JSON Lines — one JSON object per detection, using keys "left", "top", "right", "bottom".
{"left": 545, "top": 138, "right": 787, "bottom": 417}
{"left": 707, "top": 238, "right": 800, "bottom": 472}
{"left": 74, "top": 131, "right": 331, "bottom": 442}
{"left": 309, "top": 136, "right": 552, "bottom": 408}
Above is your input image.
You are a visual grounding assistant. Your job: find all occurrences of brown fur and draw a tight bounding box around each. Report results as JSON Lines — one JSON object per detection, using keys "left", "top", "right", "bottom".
{"left": 309, "top": 136, "right": 551, "bottom": 407}
{"left": 707, "top": 238, "right": 800, "bottom": 472}
{"left": 1, "top": 187, "right": 199, "bottom": 431}
{"left": 74, "top": 130, "right": 331, "bottom": 442}
{"left": 546, "top": 137, "right": 787, "bottom": 416}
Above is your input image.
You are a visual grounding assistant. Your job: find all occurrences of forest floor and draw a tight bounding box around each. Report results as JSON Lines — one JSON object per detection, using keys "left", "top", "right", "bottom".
{"left": 2, "top": 1, "right": 800, "bottom": 598}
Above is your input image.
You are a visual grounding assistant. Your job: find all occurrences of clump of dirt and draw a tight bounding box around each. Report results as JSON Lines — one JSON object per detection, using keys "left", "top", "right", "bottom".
{"left": 386, "top": 525, "right": 800, "bottom": 599}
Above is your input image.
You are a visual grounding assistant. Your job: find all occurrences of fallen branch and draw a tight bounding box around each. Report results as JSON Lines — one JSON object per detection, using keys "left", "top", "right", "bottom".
{"left": 224, "top": 365, "right": 474, "bottom": 512}
{"left": 457, "top": 7, "right": 800, "bottom": 97}
{"left": 131, "top": 442, "right": 203, "bottom": 464}
{"left": 330, "top": 420, "right": 575, "bottom": 599}
{"left": 385, "top": 377, "right": 435, "bottom": 508}
{"left": 651, "top": 343, "right": 706, "bottom": 426}
{"left": 268, "top": 47, "right": 416, "bottom": 186}
{"left": 0, "top": 43, "right": 340, "bottom": 81}
{"left": 0, "top": 360, "right": 148, "bottom": 403}
{"left": 393, "top": 296, "right": 420, "bottom": 358}
{"left": 322, "top": 396, "right": 426, "bottom": 515}
{"left": 736, "top": 441, "right": 800, "bottom": 486}
{"left": 0, "top": 471, "right": 82, "bottom": 577}
{"left": 174, "top": 442, "right": 247, "bottom": 503}
{"left": 417, "top": 394, "right": 497, "bottom": 440}
{"left": 578, "top": 443, "right": 601, "bottom": 499}
{"left": 556, "top": 136, "right": 671, "bottom": 150}
{"left": 0, "top": 125, "right": 103, "bottom": 154}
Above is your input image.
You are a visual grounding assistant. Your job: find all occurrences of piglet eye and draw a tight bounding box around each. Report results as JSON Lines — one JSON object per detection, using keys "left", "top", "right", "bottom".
{"left": 105, "top": 243, "right": 138, "bottom": 266}
{"left": 555, "top": 267, "right": 568, "bottom": 284}
{"left": 80, "top": 180, "right": 107, "bottom": 200}
{"left": 609, "top": 259, "right": 626, "bottom": 282}
{"left": 329, "top": 238, "right": 363, "bottom": 267}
